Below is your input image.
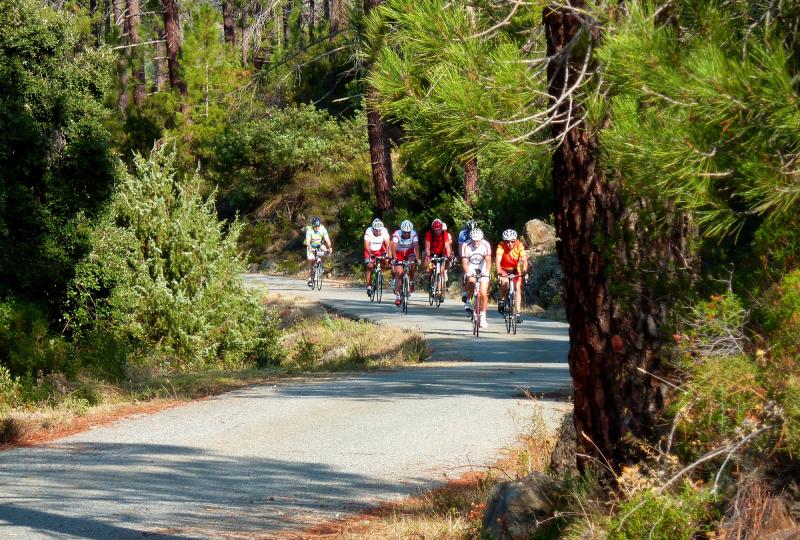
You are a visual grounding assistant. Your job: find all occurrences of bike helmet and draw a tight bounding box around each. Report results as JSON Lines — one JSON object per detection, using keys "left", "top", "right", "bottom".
{"left": 372, "top": 218, "right": 384, "bottom": 231}
{"left": 469, "top": 228, "right": 484, "bottom": 242}
{"left": 311, "top": 216, "right": 321, "bottom": 227}
{"left": 431, "top": 218, "right": 444, "bottom": 231}
{"left": 465, "top": 219, "right": 477, "bottom": 232}
{"left": 502, "top": 229, "right": 518, "bottom": 241}
{"left": 400, "top": 220, "right": 413, "bottom": 232}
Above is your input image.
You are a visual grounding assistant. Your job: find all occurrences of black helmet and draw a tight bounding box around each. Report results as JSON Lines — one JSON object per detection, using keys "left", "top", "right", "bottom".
{"left": 311, "top": 217, "right": 321, "bottom": 227}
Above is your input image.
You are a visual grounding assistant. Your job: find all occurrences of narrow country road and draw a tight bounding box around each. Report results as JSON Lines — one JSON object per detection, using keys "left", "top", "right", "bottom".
{"left": 0, "top": 274, "right": 570, "bottom": 539}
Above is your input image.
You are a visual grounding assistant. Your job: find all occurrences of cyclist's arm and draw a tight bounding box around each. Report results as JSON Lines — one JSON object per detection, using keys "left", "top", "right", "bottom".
{"left": 304, "top": 228, "right": 311, "bottom": 247}
{"left": 423, "top": 237, "right": 431, "bottom": 261}
{"left": 363, "top": 235, "right": 371, "bottom": 255}
{"left": 413, "top": 238, "right": 420, "bottom": 261}
{"left": 445, "top": 233, "right": 453, "bottom": 258}
{"left": 389, "top": 237, "right": 398, "bottom": 259}
{"left": 495, "top": 245, "right": 504, "bottom": 275}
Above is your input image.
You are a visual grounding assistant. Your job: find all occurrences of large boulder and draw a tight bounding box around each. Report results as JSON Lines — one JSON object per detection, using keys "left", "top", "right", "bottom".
{"left": 482, "top": 472, "right": 562, "bottom": 539}
{"left": 523, "top": 219, "right": 557, "bottom": 256}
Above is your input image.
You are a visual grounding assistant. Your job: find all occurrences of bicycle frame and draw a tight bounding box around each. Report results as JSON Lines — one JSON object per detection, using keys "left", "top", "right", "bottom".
{"left": 369, "top": 255, "right": 387, "bottom": 303}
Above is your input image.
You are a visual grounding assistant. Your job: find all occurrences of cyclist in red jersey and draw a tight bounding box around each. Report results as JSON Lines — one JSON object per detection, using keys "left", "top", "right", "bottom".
{"left": 423, "top": 218, "right": 453, "bottom": 267}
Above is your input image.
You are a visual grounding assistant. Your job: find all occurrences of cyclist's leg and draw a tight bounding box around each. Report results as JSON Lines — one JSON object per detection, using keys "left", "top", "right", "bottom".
{"left": 498, "top": 275, "right": 509, "bottom": 312}
{"left": 465, "top": 275, "right": 476, "bottom": 310}
{"left": 514, "top": 276, "right": 523, "bottom": 320}
{"left": 393, "top": 263, "right": 403, "bottom": 295}
{"left": 479, "top": 277, "right": 490, "bottom": 321}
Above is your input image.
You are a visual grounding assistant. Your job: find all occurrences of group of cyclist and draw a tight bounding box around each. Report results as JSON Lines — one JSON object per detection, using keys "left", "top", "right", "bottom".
{"left": 303, "top": 215, "right": 529, "bottom": 329}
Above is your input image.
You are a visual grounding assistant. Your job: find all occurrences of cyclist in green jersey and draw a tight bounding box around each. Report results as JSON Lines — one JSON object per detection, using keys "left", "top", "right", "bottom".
{"left": 304, "top": 217, "right": 333, "bottom": 286}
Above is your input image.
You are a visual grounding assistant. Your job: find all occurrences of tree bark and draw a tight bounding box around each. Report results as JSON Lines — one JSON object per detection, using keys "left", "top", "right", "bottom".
{"left": 366, "top": 86, "right": 394, "bottom": 216}
{"left": 161, "top": 0, "right": 188, "bottom": 107}
{"left": 117, "top": 0, "right": 130, "bottom": 112}
{"left": 153, "top": 40, "right": 168, "bottom": 93}
{"left": 128, "top": 0, "right": 146, "bottom": 108}
{"left": 463, "top": 155, "right": 478, "bottom": 206}
{"left": 544, "top": 3, "right": 692, "bottom": 475}
{"left": 222, "top": 1, "right": 237, "bottom": 45}
{"left": 329, "top": 0, "right": 345, "bottom": 34}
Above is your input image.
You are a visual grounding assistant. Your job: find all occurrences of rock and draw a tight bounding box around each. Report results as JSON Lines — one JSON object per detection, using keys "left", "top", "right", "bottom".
{"left": 523, "top": 219, "right": 557, "bottom": 256}
{"left": 525, "top": 254, "right": 564, "bottom": 310}
{"left": 482, "top": 472, "right": 561, "bottom": 539}
{"left": 259, "top": 259, "right": 278, "bottom": 273}
{"left": 247, "top": 263, "right": 259, "bottom": 273}
{"left": 549, "top": 412, "right": 578, "bottom": 478}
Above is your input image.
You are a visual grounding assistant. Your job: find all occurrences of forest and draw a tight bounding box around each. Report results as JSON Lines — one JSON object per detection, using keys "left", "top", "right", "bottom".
{"left": 1, "top": 0, "right": 799, "bottom": 537}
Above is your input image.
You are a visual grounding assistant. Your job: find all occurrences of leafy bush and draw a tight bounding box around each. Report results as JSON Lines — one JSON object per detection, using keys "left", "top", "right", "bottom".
{"left": 68, "top": 147, "right": 273, "bottom": 371}
{"left": 605, "top": 484, "right": 713, "bottom": 540}
{"left": 0, "top": 299, "right": 75, "bottom": 377}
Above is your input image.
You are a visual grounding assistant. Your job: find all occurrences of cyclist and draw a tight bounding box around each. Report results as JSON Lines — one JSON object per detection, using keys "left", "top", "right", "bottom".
{"left": 423, "top": 218, "right": 453, "bottom": 282}
{"left": 390, "top": 220, "right": 420, "bottom": 307}
{"left": 462, "top": 228, "right": 492, "bottom": 328}
{"left": 363, "top": 218, "right": 391, "bottom": 297}
{"left": 496, "top": 229, "right": 529, "bottom": 324}
{"left": 304, "top": 217, "right": 332, "bottom": 287}
{"left": 457, "top": 219, "right": 478, "bottom": 302}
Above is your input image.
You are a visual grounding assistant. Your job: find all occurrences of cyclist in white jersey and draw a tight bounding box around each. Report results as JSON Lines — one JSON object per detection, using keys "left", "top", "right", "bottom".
{"left": 304, "top": 217, "right": 332, "bottom": 287}
{"left": 390, "top": 220, "right": 420, "bottom": 306}
{"left": 363, "top": 218, "right": 391, "bottom": 296}
{"left": 461, "top": 228, "right": 492, "bottom": 328}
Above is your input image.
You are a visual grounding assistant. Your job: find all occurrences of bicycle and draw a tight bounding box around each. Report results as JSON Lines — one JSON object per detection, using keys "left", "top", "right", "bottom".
{"left": 467, "top": 269, "right": 485, "bottom": 337}
{"left": 308, "top": 248, "right": 326, "bottom": 291}
{"left": 368, "top": 255, "right": 388, "bottom": 303}
{"left": 427, "top": 256, "right": 449, "bottom": 308}
{"left": 500, "top": 272, "right": 519, "bottom": 335}
{"left": 393, "top": 258, "right": 416, "bottom": 314}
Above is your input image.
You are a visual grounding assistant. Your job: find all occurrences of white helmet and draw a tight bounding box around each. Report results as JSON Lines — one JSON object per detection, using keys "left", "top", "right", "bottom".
{"left": 372, "top": 218, "right": 384, "bottom": 231}
{"left": 502, "top": 229, "right": 517, "bottom": 241}
{"left": 469, "top": 228, "right": 484, "bottom": 242}
{"left": 400, "top": 220, "right": 413, "bottom": 232}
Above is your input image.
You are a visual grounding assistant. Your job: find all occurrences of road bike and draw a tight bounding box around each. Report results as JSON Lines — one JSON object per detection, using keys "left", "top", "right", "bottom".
{"left": 368, "top": 255, "right": 388, "bottom": 303}
{"left": 393, "top": 258, "right": 416, "bottom": 315}
{"left": 308, "top": 248, "right": 326, "bottom": 291}
{"left": 500, "top": 272, "right": 519, "bottom": 335}
{"left": 467, "top": 269, "right": 486, "bottom": 337}
{"left": 427, "top": 255, "right": 449, "bottom": 308}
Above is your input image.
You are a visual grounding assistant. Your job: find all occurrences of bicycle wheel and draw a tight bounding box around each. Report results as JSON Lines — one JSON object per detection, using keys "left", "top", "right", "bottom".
{"left": 370, "top": 268, "right": 377, "bottom": 303}
{"left": 436, "top": 271, "right": 446, "bottom": 307}
{"left": 315, "top": 263, "right": 323, "bottom": 290}
{"left": 376, "top": 271, "right": 383, "bottom": 303}
{"left": 402, "top": 274, "right": 409, "bottom": 314}
{"left": 428, "top": 271, "right": 436, "bottom": 306}
{"left": 473, "top": 294, "right": 481, "bottom": 337}
{"left": 504, "top": 295, "right": 512, "bottom": 334}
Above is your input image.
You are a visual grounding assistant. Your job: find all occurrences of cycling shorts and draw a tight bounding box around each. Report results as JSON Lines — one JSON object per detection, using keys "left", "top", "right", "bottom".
{"left": 307, "top": 245, "right": 327, "bottom": 260}
{"left": 498, "top": 268, "right": 522, "bottom": 286}
{"left": 364, "top": 248, "right": 387, "bottom": 264}
{"left": 394, "top": 250, "right": 417, "bottom": 263}
{"left": 465, "top": 267, "right": 490, "bottom": 283}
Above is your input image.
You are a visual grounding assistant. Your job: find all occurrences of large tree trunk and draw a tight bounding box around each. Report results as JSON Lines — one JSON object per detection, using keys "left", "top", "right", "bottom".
{"left": 463, "top": 155, "right": 478, "bottom": 206}
{"left": 364, "top": 0, "right": 393, "bottom": 217}
{"left": 222, "top": 1, "right": 237, "bottom": 45}
{"left": 366, "top": 86, "right": 394, "bottom": 216}
{"left": 128, "top": 0, "right": 146, "bottom": 108}
{"left": 161, "top": 0, "right": 188, "bottom": 108}
{"left": 544, "top": 3, "right": 691, "bottom": 474}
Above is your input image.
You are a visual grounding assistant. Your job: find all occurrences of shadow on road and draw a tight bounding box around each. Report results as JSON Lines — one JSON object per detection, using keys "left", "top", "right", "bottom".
{"left": 1, "top": 442, "right": 421, "bottom": 538}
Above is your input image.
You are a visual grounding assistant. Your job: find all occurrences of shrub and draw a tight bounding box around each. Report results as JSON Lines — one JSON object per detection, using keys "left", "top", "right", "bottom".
{"left": 68, "top": 147, "right": 274, "bottom": 371}
{"left": 0, "top": 299, "right": 75, "bottom": 377}
{"left": 605, "top": 484, "right": 714, "bottom": 540}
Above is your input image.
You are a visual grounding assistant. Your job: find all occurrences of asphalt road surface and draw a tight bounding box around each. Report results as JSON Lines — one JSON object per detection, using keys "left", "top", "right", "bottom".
{"left": 0, "top": 274, "right": 570, "bottom": 539}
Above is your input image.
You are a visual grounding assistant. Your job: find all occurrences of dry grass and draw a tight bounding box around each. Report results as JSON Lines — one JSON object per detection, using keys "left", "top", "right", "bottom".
{"left": 265, "top": 293, "right": 429, "bottom": 372}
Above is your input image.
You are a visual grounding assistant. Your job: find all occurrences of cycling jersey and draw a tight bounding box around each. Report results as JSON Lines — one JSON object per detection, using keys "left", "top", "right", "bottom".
{"left": 463, "top": 239, "right": 491, "bottom": 277}
{"left": 364, "top": 226, "right": 389, "bottom": 251}
{"left": 497, "top": 240, "right": 525, "bottom": 271}
{"left": 424, "top": 230, "right": 452, "bottom": 256}
{"left": 305, "top": 225, "right": 329, "bottom": 248}
{"left": 392, "top": 229, "right": 418, "bottom": 261}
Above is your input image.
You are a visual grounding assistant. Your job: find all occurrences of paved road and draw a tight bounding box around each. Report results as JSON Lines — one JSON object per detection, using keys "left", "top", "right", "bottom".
{"left": 0, "top": 274, "right": 570, "bottom": 539}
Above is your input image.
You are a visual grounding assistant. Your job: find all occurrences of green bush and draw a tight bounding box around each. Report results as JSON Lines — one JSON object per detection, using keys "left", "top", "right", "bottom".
{"left": 68, "top": 147, "right": 274, "bottom": 371}
{"left": 606, "top": 484, "right": 713, "bottom": 540}
{"left": 0, "top": 299, "right": 75, "bottom": 377}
